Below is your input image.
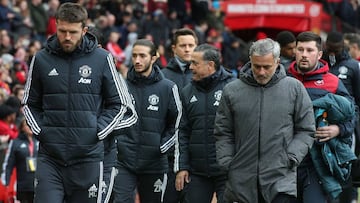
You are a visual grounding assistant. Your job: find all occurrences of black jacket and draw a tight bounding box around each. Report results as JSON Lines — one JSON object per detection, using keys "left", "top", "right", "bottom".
{"left": 23, "top": 33, "right": 132, "bottom": 166}
{"left": 1, "top": 133, "right": 38, "bottom": 192}
{"left": 162, "top": 58, "right": 192, "bottom": 90}
{"left": 323, "top": 51, "right": 360, "bottom": 112}
{"left": 175, "top": 67, "right": 235, "bottom": 176}
{"left": 116, "top": 65, "right": 182, "bottom": 174}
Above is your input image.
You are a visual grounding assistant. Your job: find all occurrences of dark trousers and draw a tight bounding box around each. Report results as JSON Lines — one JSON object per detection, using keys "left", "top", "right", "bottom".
{"left": 103, "top": 137, "right": 117, "bottom": 203}
{"left": 292, "top": 164, "right": 327, "bottom": 203}
{"left": 112, "top": 164, "right": 167, "bottom": 203}
{"left": 259, "top": 193, "right": 296, "bottom": 203}
{"left": 163, "top": 157, "right": 184, "bottom": 203}
{"left": 17, "top": 191, "right": 34, "bottom": 203}
{"left": 34, "top": 155, "right": 103, "bottom": 203}
{"left": 182, "top": 173, "right": 226, "bottom": 203}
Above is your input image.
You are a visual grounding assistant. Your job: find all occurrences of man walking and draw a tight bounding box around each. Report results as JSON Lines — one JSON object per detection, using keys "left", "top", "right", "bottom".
{"left": 174, "top": 44, "right": 234, "bottom": 202}
{"left": 214, "top": 38, "right": 315, "bottom": 203}
{"left": 22, "top": 3, "right": 135, "bottom": 202}
{"left": 112, "top": 39, "right": 182, "bottom": 203}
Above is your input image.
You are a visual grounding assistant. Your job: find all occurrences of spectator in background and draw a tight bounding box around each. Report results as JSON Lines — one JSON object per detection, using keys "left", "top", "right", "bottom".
{"left": 276, "top": 30, "right": 296, "bottom": 70}
{"left": 124, "top": 32, "right": 138, "bottom": 69}
{"left": 0, "top": 0, "right": 17, "bottom": 33}
{"left": 0, "top": 66, "right": 11, "bottom": 98}
{"left": 11, "top": 0, "right": 33, "bottom": 40}
{"left": 0, "top": 29, "right": 14, "bottom": 55}
{"left": 117, "top": 11, "right": 134, "bottom": 49}
{"left": 46, "top": 0, "right": 60, "bottom": 38}
{"left": 11, "top": 47, "right": 28, "bottom": 86}
{"left": 5, "top": 95, "right": 23, "bottom": 128}
{"left": 147, "top": 0, "right": 168, "bottom": 14}
{"left": 148, "top": 9, "right": 169, "bottom": 47}
{"left": 0, "top": 100, "right": 19, "bottom": 148}
{"left": 26, "top": 39, "right": 42, "bottom": 65}
{"left": 12, "top": 84, "right": 24, "bottom": 102}
{"left": 194, "top": 20, "right": 208, "bottom": 44}
{"left": 28, "top": 0, "right": 48, "bottom": 44}
{"left": 155, "top": 44, "right": 168, "bottom": 69}
{"left": 344, "top": 32, "right": 360, "bottom": 61}
{"left": 106, "top": 30, "right": 126, "bottom": 75}
{"left": 222, "top": 36, "right": 243, "bottom": 78}
{"left": 214, "top": 38, "right": 315, "bottom": 202}
{"left": 0, "top": 101, "right": 19, "bottom": 175}
{"left": 1, "top": 118, "right": 38, "bottom": 203}
{"left": 190, "top": 0, "right": 210, "bottom": 25}
{"left": 166, "top": 9, "right": 181, "bottom": 41}
{"left": 167, "top": 0, "right": 187, "bottom": 26}
{"left": 206, "top": 28, "right": 222, "bottom": 51}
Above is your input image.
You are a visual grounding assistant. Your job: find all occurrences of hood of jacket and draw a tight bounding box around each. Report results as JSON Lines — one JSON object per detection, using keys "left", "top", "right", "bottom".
{"left": 239, "top": 61, "right": 286, "bottom": 87}
{"left": 287, "top": 59, "right": 330, "bottom": 81}
{"left": 127, "top": 64, "right": 164, "bottom": 85}
{"left": 45, "top": 32, "right": 98, "bottom": 57}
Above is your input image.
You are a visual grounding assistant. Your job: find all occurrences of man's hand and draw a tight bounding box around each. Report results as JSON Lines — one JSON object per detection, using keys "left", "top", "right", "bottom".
{"left": 175, "top": 170, "right": 190, "bottom": 191}
{"left": 315, "top": 124, "right": 340, "bottom": 142}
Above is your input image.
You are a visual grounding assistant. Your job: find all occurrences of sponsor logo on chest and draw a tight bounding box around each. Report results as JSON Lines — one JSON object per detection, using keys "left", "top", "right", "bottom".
{"left": 78, "top": 65, "right": 92, "bottom": 84}
{"left": 147, "top": 94, "right": 159, "bottom": 111}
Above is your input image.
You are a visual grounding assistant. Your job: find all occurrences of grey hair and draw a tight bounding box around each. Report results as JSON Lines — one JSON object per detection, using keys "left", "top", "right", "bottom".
{"left": 249, "top": 38, "right": 280, "bottom": 61}
{"left": 193, "top": 43, "right": 221, "bottom": 70}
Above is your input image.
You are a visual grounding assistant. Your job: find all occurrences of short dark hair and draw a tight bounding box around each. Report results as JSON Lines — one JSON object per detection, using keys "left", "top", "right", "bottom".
{"left": 55, "top": 2, "right": 88, "bottom": 27}
{"left": 296, "top": 31, "right": 322, "bottom": 51}
{"left": 193, "top": 44, "right": 221, "bottom": 70}
{"left": 326, "top": 31, "right": 343, "bottom": 43}
{"left": 344, "top": 33, "right": 360, "bottom": 48}
{"left": 172, "top": 28, "right": 198, "bottom": 45}
{"left": 276, "top": 31, "right": 296, "bottom": 47}
{"left": 133, "top": 39, "right": 157, "bottom": 57}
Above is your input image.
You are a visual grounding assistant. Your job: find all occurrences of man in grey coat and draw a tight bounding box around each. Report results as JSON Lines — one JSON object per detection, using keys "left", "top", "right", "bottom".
{"left": 214, "top": 38, "right": 315, "bottom": 203}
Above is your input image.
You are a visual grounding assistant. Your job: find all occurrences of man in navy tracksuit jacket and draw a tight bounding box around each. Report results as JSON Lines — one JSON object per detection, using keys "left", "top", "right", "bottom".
{"left": 174, "top": 44, "right": 235, "bottom": 202}
{"left": 22, "top": 3, "right": 135, "bottom": 203}
{"left": 161, "top": 27, "right": 198, "bottom": 203}
{"left": 113, "top": 39, "right": 182, "bottom": 203}
{"left": 322, "top": 31, "right": 360, "bottom": 202}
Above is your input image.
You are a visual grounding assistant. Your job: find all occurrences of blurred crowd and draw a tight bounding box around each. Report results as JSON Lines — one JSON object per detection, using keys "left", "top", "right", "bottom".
{"left": 0, "top": 0, "right": 360, "bottom": 202}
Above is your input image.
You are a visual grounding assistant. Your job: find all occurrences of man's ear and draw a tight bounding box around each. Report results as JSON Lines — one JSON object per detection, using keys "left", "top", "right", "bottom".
{"left": 82, "top": 26, "right": 88, "bottom": 36}
{"left": 318, "top": 50, "right": 323, "bottom": 60}
{"left": 208, "top": 60, "right": 215, "bottom": 69}
{"left": 151, "top": 55, "right": 158, "bottom": 64}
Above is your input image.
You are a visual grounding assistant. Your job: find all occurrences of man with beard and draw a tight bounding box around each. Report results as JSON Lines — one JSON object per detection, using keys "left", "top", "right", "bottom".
{"left": 113, "top": 39, "right": 182, "bottom": 203}
{"left": 288, "top": 31, "right": 355, "bottom": 202}
{"left": 22, "top": 3, "right": 135, "bottom": 202}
